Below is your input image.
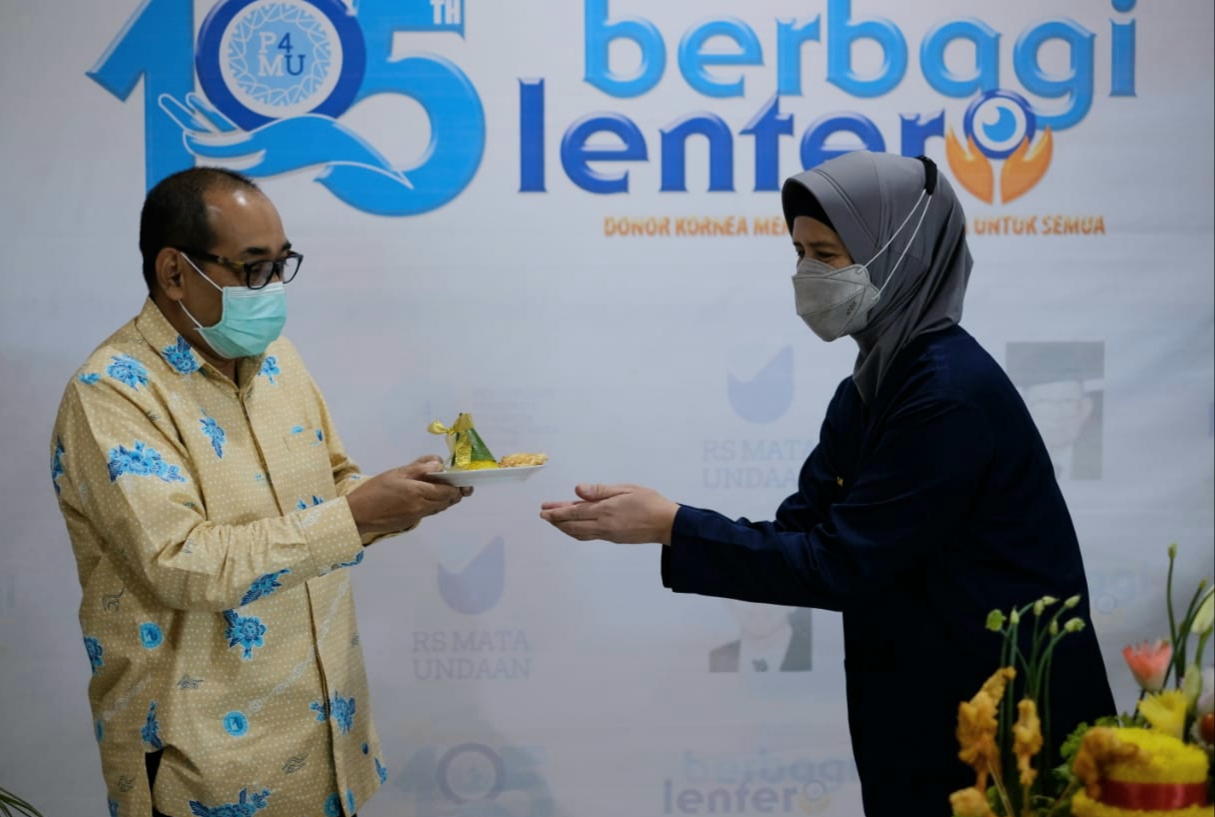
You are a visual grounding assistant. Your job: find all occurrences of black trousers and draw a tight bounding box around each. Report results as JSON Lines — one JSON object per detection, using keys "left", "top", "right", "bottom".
{"left": 146, "top": 752, "right": 356, "bottom": 817}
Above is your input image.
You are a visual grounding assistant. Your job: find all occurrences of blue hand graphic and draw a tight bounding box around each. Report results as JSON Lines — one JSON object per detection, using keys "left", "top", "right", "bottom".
{"left": 158, "top": 93, "right": 413, "bottom": 201}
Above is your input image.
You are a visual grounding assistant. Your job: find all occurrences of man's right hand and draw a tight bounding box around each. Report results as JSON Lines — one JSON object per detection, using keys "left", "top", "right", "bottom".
{"left": 346, "top": 455, "right": 469, "bottom": 536}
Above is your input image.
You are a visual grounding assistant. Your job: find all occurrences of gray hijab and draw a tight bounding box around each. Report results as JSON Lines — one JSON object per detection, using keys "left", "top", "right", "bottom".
{"left": 781, "top": 151, "right": 972, "bottom": 404}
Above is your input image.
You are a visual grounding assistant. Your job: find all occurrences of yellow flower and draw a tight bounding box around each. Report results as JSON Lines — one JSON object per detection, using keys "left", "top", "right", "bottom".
{"left": 1071, "top": 727, "right": 1140, "bottom": 799}
{"left": 949, "top": 787, "right": 993, "bottom": 817}
{"left": 957, "top": 668, "right": 1015, "bottom": 793}
{"left": 1138, "top": 690, "right": 1188, "bottom": 741}
{"left": 1013, "top": 698, "right": 1043, "bottom": 788}
{"left": 1071, "top": 726, "right": 1208, "bottom": 811}
{"left": 980, "top": 666, "right": 1016, "bottom": 702}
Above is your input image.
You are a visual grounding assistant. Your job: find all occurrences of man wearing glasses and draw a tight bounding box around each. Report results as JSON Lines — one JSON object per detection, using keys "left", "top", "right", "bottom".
{"left": 1006, "top": 342, "right": 1105, "bottom": 481}
{"left": 49, "top": 167, "right": 465, "bottom": 817}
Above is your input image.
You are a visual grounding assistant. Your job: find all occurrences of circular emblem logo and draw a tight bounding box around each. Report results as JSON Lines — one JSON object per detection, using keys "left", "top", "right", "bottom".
{"left": 964, "top": 89, "right": 1038, "bottom": 160}
{"left": 197, "top": 0, "right": 365, "bottom": 130}
{"left": 437, "top": 743, "right": 506, "bottom": 803}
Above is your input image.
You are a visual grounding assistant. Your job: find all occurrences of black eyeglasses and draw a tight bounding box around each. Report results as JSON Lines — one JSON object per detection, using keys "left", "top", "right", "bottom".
{"left": 176, "top": 248, "right": 303, "bottom": 290}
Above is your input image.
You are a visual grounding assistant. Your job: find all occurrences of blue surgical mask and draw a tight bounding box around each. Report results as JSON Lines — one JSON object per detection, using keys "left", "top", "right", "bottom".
{"left": 179, "top": 256, "right": 287, "bottom": 359}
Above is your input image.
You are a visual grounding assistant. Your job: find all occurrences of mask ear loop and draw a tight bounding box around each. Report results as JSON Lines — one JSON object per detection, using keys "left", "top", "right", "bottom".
{"left": 875, "top": 191, "right": 932, "bottom": 301}
{"left": 177, "top": 253, "right": 222, "bottom": 331}
{"left": 863, "top": 189, "right": 926, "bottom": 268}
{"left": 862, "top": 155, "right": 938, "bottom": 273}
{"left": 831, "top": 187, "right": 932, "bottom": 337}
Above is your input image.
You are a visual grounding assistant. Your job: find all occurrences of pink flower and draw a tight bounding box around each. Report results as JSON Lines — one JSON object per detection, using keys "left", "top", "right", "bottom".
{"left": 1122, "top": 640, "right": 1173, "bottom": 692}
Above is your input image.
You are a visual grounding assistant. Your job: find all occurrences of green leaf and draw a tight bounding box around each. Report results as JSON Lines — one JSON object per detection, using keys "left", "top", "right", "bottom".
{"left": 1058, "top": 721, "right": 1091, "bottom": 764}
{"left": 1058, "top": 715, "right": 1125, "bottom": 767}
{"left": 465, "top": 427, "right": 496, "bottom": 463}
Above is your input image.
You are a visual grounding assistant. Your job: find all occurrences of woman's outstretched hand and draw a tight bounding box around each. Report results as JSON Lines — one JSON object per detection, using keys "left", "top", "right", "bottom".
{"left": 540, "top": 484, "right": 680, "bottom": 545}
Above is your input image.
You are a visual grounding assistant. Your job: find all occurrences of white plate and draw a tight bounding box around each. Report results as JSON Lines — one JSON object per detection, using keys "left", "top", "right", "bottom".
{"left": 426, "top": 464, "right": 548, "bottom": 487}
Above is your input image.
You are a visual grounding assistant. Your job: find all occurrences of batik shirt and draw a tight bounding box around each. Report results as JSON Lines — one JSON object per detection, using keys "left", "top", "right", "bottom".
{"left": 50, "top": 299, "right": 391, "bottom": 817}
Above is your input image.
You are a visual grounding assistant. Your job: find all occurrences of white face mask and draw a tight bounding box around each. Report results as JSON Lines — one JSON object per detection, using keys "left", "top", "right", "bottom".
{"left": 792, "top": 190, "right": 930, "bottom": 342}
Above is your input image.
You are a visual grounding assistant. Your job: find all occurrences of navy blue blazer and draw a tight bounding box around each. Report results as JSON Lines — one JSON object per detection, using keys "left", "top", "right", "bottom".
{"left": 663, "top": 326, "right": 1115, "bottom": 815}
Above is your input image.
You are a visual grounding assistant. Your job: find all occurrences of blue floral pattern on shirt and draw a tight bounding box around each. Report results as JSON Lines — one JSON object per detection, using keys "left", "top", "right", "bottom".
{"left": 108, "top": 799, "right": 119, "bottom": 817}
{"left": 338, "top": 551, "right": 364, "bottom": 569}
{"left": 142, "top": 700, "right": 163, "bottom": 750}
{"left": 106, "top": 441, "right": 187, "bottom": 484}
{"left": 347, "top": 790, "right": 356, "bottom": 813}
{"left": 200, "top": 413, "right": 226, "bottom": 459}
{"left": 223, "top": 711, "right": 249, "bottom": 737}
{"left": 79, "top": 372, "right": 101, "bottom": 385}
{"left": 323, "top": 793, "right": 341, "bottom": 817}
{"left": 223, "top": 610, "right": 267, "bottom": 660}
{"left": 258, "top": 356, "right": 280, "bottom": 385}
{"left": 296, "top": 495, "right": 325, "bottom": 510}
{"left": 163, "top": 335, "right": 201, "bottom": 375}
{"left": 106, "top": 354, "right": 149, "bottom": 390}
{"left": 240, "top": 569, "right": 290, "bottom": 606}
{"left": 376, "top": 756, "right": 388, "bottom": 783}
{"left": 310, "top": 691, "right": 356, "bottom": 735}
{"left": 51, "top": 439, "right": 65, "bottom": 496}
{"left": 84, "top": 636, "right": 103, "bottom": 674}
{"left": 188, "top": 788, "right": 271, "bottom": 817}
{"left": 139, "top": 622, "right": 164, "bottom": 650}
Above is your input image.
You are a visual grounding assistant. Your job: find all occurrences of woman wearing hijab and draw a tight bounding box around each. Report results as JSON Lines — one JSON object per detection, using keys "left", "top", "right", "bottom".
{"left": 540, "top": 151, "right": 1114, "bottom": 814}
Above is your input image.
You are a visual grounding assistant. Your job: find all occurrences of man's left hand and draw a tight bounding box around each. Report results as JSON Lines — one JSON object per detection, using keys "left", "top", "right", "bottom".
{"left": 540, "top": 484, "right": 679, "bottom": 545}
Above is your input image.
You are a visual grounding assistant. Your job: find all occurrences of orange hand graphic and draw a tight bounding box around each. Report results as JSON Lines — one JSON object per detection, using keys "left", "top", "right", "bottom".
{"left": 1000, "top": 127, "right": 1053, "bottom": 203}
{"left": 945, "top": 129, "right": 995, "bottom": 204}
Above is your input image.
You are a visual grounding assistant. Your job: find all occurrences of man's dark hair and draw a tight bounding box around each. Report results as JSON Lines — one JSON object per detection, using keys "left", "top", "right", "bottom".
{"left": 139, "top": 167, "right": 262, "bottom": 294}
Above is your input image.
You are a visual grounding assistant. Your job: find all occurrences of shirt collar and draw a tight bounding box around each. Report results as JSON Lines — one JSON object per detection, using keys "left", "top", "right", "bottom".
{"left": 134, "top": 298, "right": 266, "bottom": 383}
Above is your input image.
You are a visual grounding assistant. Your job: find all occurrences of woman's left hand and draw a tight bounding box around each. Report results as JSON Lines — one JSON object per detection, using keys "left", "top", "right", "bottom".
{"left": 540, "top": 484, "right": 680, "bottom": 545}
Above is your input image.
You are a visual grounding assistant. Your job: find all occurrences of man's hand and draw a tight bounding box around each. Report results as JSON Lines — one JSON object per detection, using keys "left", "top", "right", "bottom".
{"left": 540, "top": 484, "right": 679, "bottom": 545}
{"left": 347, "top": 455, "right": 471, "bottom": 536}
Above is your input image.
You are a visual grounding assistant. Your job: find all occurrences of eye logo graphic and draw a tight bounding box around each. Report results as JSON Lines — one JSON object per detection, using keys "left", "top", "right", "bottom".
{"left": 90, "top": 0, "right": 485, "bottom": 216}
{"left": 437, "top": 536, "right": 505, "bottom": 616}
{"left": 728, "top": 346, "right": 794, "bottom": 425}
{"left": 945, "top": 90, "right": 1052, "bottom": 204}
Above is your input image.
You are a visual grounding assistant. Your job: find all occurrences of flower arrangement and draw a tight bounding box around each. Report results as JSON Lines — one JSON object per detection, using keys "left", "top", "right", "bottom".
{"left": 950, "top": 543, "right": 1215, "bottom": 817}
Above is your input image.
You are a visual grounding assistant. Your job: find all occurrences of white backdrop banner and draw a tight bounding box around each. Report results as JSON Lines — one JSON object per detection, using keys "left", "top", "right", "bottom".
{"left": 0, "top": 1, "right": 1212, "bottom": 815}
